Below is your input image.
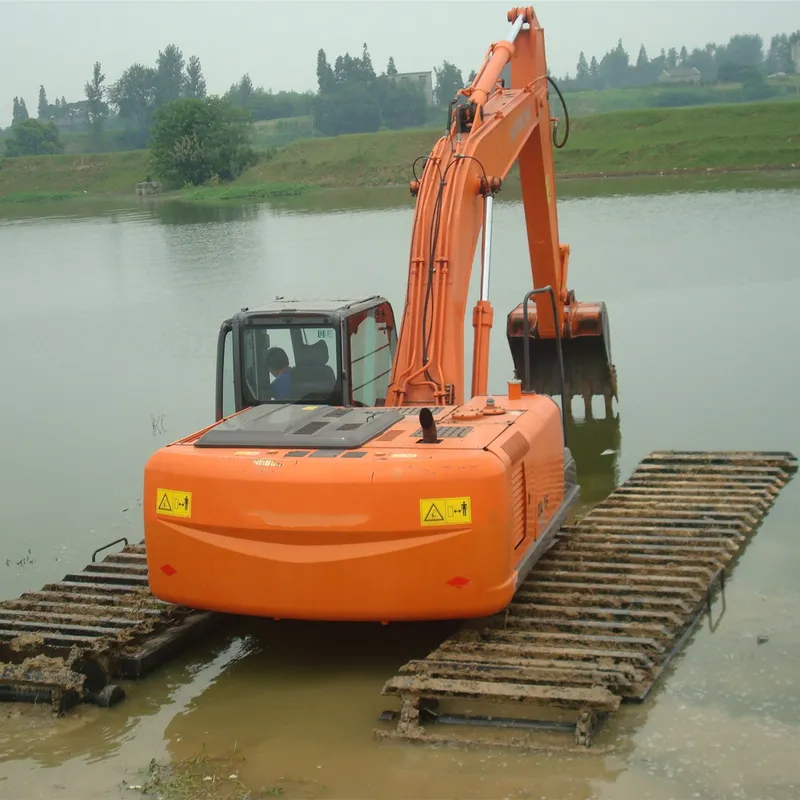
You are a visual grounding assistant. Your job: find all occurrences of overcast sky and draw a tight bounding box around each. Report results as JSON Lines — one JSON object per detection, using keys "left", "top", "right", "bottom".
{"left": 2, "top": 0, "right": 798, "bottom": 127}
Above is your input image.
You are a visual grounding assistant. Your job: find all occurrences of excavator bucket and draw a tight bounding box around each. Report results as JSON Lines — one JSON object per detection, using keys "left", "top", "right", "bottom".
{"left": 506, "top": 299, "right": 617, "bottom": 413}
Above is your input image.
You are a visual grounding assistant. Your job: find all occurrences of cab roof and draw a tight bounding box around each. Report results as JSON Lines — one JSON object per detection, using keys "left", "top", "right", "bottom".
{"left": 239, "top": 296, "right": 384, "bottom": 317}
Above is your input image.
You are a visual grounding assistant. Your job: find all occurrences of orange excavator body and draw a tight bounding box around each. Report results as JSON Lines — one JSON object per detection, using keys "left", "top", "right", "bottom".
{"left": 143, "top": 6, "right": 615, "bottom": 622}
{"left": 144, "top": 394, "right": 574, "bottom": 621}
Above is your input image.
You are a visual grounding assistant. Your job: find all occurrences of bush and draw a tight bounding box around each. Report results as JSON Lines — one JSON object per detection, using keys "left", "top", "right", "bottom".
{"left": 312, "top": 84, "right": 381, "bottom": 136}
{"left": 4, "top": 119, "right": 64, "bottom": 157}
{"left": 377, "top": 80, "right": 428, "bottom": 130}
{"left": 149, "top": 97, "right": 255, "bottom": 187}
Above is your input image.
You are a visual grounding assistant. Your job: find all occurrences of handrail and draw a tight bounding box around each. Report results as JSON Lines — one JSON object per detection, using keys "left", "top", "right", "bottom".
{"left": 92, "top": 537, "right": 129, "bottom": 563}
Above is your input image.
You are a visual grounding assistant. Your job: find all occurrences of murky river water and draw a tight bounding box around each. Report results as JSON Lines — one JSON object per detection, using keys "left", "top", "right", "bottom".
{"left": 1, "top": 176, "right": 799, "bottom": 799}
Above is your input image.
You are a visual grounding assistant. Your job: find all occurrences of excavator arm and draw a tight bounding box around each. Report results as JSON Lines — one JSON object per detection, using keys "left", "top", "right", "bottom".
{"left": 386, "top": 6, "right": 615, "bottom": 410}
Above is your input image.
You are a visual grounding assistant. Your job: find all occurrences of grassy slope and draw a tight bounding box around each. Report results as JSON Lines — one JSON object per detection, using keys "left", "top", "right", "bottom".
{"left": 0, "top": 150, "right": 151, "bottom": 198}
{"left": 561, "top": 77, "right": 800, "bottom": 116}
{"left": 241, "top": 101, "right": 800, "bottom": 187}
{"left": 1, "top": 101, "right": 798, "bottom": 201}
{"left": 554, "top": 100, "right": 800, "bottom": 173}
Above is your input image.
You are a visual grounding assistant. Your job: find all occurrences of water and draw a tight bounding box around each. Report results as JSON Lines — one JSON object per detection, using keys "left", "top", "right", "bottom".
{"left": 1, "top": 178, "right": 799, "bottom": 799}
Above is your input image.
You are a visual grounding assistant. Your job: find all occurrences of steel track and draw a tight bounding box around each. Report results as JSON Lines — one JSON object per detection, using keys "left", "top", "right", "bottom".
{"left": 376, "top": 450, "right": 797, "bottom": 750}
{"left": 0, "top": 544, "right": 216, "bottom": 713}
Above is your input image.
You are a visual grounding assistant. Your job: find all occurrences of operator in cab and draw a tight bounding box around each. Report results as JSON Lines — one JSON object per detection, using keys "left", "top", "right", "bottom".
{"left": 265, "top": 347, "right": 292, "bottom": 401}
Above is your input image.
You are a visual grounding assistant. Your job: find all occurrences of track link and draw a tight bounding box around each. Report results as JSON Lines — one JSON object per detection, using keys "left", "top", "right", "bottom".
{"left": 0, "top": 543, "right": 216, "bottom": 713}
{"left": 376, "top": 450, "right": 797, "bottom": 750}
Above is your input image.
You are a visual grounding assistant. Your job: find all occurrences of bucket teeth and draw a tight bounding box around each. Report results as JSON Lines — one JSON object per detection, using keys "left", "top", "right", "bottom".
{"left": 506, "top": 299, "right": 617, "bottom": 406}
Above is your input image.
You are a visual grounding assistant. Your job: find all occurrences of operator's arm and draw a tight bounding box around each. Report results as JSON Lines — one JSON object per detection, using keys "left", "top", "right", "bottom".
{"left": 270, "top": 371, "right": 292, "bottom": 401}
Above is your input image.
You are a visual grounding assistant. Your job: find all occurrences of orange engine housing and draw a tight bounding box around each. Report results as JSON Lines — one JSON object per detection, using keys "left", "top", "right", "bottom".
{"left": 143, "top": 395, "right": 578, "bottom": 622}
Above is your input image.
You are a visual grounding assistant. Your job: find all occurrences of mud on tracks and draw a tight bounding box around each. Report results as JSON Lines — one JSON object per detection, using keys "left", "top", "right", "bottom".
{"left": 376, "top": 450, "right": 798, "bottom": 751}
{"left": 0, "top": 542, "right": 217, "bottom": 713}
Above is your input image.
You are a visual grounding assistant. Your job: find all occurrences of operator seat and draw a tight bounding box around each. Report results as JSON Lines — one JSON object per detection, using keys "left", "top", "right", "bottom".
{"left": 291, "top": 339, "right": 338, "bottom": 403}
{"left": 244, "top": 332, "right": 272, "bottom": 404}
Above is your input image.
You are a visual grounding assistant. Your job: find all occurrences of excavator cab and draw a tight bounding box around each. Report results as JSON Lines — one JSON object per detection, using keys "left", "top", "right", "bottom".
{"left": 215, "top": 296, "right": 398, "bottom": 420}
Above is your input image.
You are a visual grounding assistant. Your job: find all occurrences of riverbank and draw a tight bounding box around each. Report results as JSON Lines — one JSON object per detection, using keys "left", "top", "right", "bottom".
{"left": 1, "top": 101, "right": 798, "bottom": 204}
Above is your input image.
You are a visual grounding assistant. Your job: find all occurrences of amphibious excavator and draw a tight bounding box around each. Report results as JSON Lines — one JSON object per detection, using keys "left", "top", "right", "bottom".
{"left": 143, "top": 6, "right": 617, "bottom": 621}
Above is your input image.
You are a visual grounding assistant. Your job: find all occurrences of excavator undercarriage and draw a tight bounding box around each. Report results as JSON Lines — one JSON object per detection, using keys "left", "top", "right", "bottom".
{"left": 376, "top": 450, "right": 797, "bottom": 749}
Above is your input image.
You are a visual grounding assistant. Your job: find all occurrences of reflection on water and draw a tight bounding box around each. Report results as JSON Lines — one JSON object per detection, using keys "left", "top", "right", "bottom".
{"left": 566, "top": 404, "right": 622, "bottom": 508}
{"left": 1, "top": 184, "right": 799, "bottom": 799}
{"left": 148, "top": 199, "right": 264, "bottom": 226}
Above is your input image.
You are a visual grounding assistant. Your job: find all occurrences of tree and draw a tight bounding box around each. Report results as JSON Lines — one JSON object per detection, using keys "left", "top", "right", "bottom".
{"left": 331, "top": 51, "right": 374, "bottom": 87}
{"left": 377, "top": 79, "right": 426, "bottom": 129}
{"left": 635, "top": 44, "right": 649, "bottom": 70}
{"left": 237, "top": 74, "right": 254, "bottom": 107}
{"left": 679, "top": 45, "right": 689, "bottom": 64}
{"left": 85, "top": 61, "right": 108, "bottom": 150}
{"left": 724, "top": 34, "right": 763, "bottom": 68}
{"left": 247, "top": 88, "right": 313, "bottom": 121}
{"left": 686, "top": 47, "right": 717, "bottom": 82}
{"left": 765, "top": 34, "right": 795, "bottom": 75}
{"left": 666, "top": 47, "right": 678, "bottom": 68}
{"left": 12, "top": 97, "right": 29, "bottom": 123}
{"left": 312, "top": 82, "right": 381, "bottom": 135}
{"left": 155, "top": 44, "right": 185, "bottom": 107}
{"left": 717, "top": 62, "right": 764, "bottom": 85}
{"left": 576, "top": 51, "right": 590, "bottom": 87}
{"left": 316, "top": 48, "right": 334, "bottom": 93}
{"left": 38, "top": 86, "right": 49, "bottom": 119}
{"left": 386, "top": 56, "right": 398, "bottom": 76}
{"left": 433, "top": 60, "right": 463, "bottom": 105}
{"left": 599, "top": 40, "right": 630, "bottom": 87}
{"left": 149, "top": 97, "right": 255, "bottom": 186}
{"left": 361, "top": 43, "right": 374, "bottom": 80}
{"left": 185, "top": 55, "right": 207, "bottom": 98}
{"left": 589, "top": 56, "right": 600, "bottom": 78}
{"left": 5, "top": 118, "right": 64, "bottom": 156}
{"left": 109, "top": 64, "right": 156, "bottom": 146}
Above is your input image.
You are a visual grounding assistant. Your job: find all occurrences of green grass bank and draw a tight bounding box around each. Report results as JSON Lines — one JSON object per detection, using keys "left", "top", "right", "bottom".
{"left": 1, "top": 101, "right": 798, "bottom": 204}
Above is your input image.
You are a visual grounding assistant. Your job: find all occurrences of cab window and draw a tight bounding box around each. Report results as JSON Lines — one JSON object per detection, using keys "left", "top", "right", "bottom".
{"left": 349, "top": 304, "right": 396, "bottom": 406}
{"left": 242, "top": 323, "right": 339, "bottom": 405}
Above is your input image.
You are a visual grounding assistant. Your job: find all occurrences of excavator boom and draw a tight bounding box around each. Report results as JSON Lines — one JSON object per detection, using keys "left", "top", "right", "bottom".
{"left": 386, "top": 6, "right": 616, "bottom": 410}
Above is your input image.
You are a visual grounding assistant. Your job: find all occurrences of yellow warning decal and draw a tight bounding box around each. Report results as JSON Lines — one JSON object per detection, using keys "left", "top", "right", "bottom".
{"left": 420, "top": 496, "right": 472, "bottom": 527}
{"left": 156, "top": 488, "right": 192, "bottom": 519}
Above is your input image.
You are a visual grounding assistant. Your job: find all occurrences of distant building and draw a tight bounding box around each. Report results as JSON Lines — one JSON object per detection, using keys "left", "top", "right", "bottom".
{"left": 392, "top": 71, "right": 434, "bottom": 106}
{"left": 792, "top": 40, "right": 800, "bottom": 71}
{"left": 657, "top": 66, "right": 702, "bottom": 86}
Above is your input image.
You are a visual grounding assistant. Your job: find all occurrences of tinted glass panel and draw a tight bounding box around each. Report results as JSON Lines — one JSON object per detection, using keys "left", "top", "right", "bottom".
{"left": 349, "top": 306, "right": 395, "bottom": 406}
{"left": 241, "top": 324, "right": 339, "bottom": 405}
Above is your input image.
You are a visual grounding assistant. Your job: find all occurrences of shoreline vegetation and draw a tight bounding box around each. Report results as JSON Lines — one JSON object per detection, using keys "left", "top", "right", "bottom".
{"left": 1, "top": 101, "right": 798, "bottom": 206}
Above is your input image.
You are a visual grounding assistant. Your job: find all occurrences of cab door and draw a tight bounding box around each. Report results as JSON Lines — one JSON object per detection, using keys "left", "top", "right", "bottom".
{"left": 346, "top": 301, "right": 397, "bottom": 407}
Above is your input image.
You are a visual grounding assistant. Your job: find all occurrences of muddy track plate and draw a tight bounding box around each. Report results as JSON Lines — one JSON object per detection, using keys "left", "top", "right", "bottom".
{"left": 376, "top": 449, "right": 797, "bottom": 750}
{"left": 0, "top": 542, "right": 218, "bottom": 712}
